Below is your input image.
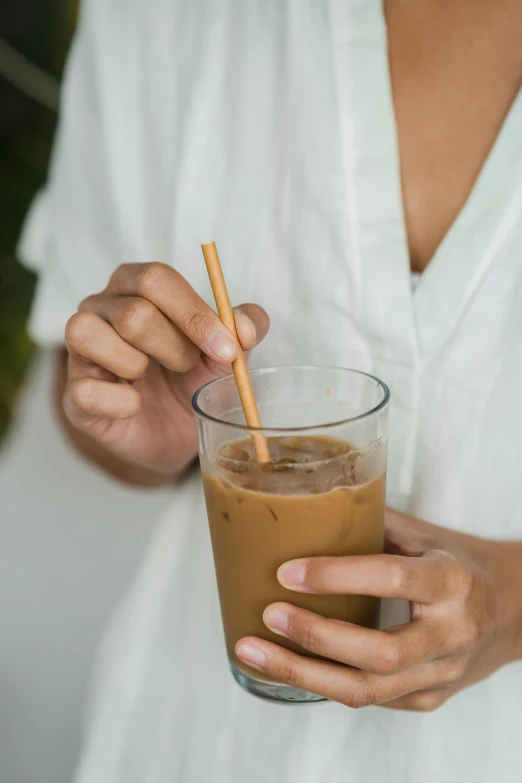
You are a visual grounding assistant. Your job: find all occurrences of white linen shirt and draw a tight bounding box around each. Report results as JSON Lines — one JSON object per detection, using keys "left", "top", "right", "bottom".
{"left": 19, "top": 1, "right": 522, "bottom": 781}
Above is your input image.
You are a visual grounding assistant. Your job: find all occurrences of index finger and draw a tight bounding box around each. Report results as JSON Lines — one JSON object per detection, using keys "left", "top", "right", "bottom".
{"left": 277, "top": 551, "right": 453, "bottom": 604}
{"left": 108, "top": 262, "right": 238, "bottom": 361}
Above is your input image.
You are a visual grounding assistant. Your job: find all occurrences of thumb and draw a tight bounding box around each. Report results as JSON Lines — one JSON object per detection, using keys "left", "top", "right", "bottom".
{"left": 201, "top": 303, "right": 270, "bottom": 379}
{"left": 181, "top": 303, "right": 270, "bottom": 392}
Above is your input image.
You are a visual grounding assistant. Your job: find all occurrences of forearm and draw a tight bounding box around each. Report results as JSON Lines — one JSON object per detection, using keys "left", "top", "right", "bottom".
{"left": 54, "top": 349, "right": 194, "bottom": 487}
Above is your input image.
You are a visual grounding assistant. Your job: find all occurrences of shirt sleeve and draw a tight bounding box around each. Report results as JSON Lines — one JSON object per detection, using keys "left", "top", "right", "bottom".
{"left": 17, "top": 0, "right": 125, "bottom": 347}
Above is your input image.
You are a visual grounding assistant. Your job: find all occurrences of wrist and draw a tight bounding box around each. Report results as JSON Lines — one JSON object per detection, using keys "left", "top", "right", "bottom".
{"left": 492, "top": 541, "right": 522, "bottom": 662}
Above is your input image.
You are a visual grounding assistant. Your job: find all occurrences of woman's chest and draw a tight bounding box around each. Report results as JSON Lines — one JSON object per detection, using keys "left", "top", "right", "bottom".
{"left": 385, "top": 0, "right": 522, "bottom": 271}
{"left": 104, "top": 0, "right": 522, "bottom": 372}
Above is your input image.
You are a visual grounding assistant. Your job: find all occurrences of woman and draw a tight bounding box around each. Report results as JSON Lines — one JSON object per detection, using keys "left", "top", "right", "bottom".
{"left": 19, "top": 0, "right": 522, "bottom": 781}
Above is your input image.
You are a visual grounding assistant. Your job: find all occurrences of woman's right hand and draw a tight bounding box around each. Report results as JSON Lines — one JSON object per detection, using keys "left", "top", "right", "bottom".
{"left": 63, "top": 262, "right": 269, "bottom": 480}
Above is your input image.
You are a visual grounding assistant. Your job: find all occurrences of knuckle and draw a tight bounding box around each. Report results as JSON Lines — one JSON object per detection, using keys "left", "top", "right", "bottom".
{"left": 117, "top": 299, "right": 156, "bottom": 341}
{"left": 108, "top": 264, "right": 128, "bottom": 290}
{"left": 166, "top": 342, "right": 200, "bottom": 373}
{"left": 373, "top": 638, "right": 405, "bottom": 675}
{"left": 71, "top": 378, "right": 98, "bottom": 410}
{"left": 293, "top": 619, "right": 322, "bottom": 655}
{"left": 461, "top": 616, "right": 481, "bottom": 648}
{"left": 388, "top": 560, "right": 412, "bottom": 596}
{"left": 108, "top": 263, "right": 134, "bottom": 292}
{"left": 320, "top": 563, "right": 337, "bottom": 592}
{"left": 440, "top": 658, "right": 466, "bottom": 687}
{"left": 78, "top": 294, "right": 100, "bottom": 313}
{"left": 182, "top": 304, "right": 208, "bottom": 340}
{"left": 65, "top": 312, "right": 97, "bottom": 351}
{"left": 134, "top": 262, "right": 171, "bottom": 298}
{"left": 453, "top": 561, "right": 474, "bottom": 598}
{"left": 276, "top": 659, "right": 300, "bottom": 688}
{"left": 342, "top": 677, "right": 376, "bottom": 709}
{"left": 126, "top": 353, "right": 150, "bottom": 380}
{"left": 407, "top": 691, "right": 444, "bottom": 713}
{"left": 305, "top": 560, "right": 333, "bottom": 592}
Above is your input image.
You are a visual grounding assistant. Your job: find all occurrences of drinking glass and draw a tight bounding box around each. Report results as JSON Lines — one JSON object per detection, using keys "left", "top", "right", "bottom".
{"left": 193, "top": 366, "right": 390, "bottom": 704}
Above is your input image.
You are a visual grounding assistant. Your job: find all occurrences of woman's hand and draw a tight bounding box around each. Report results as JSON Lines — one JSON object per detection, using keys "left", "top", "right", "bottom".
{"left": 63, "top": 262, "right": 269, "bottom": 480}
{"left": 236, "top": 510, "right": 522, "bottom": 711}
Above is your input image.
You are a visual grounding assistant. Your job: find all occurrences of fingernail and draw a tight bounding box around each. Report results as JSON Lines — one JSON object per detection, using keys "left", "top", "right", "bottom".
{"left": 207, "top": 330, "right": 237, "bottom": 361}
{"left": 263, "top": 606, "right": 289, "bottom": 636}
{"left": 236, "top": 643, "right": 267, "bottom": 671}
{"left": 278, "top": 560, "right": 307, "bottom": 588}
{"left": 234, "top": 310, "right": 257, "bottom": 343}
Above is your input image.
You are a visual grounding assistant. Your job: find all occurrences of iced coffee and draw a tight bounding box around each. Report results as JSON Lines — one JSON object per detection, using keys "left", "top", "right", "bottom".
{"left": 193, "top": 366, "right": 389, "bottom": 703}
{"left": 203, "top": 437, "right": 385, "bottom": 679}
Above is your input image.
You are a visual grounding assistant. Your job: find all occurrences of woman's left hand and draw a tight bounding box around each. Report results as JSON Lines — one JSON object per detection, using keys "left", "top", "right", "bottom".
{"left": 236, "top": 510, "right": 522, "bottom": 711}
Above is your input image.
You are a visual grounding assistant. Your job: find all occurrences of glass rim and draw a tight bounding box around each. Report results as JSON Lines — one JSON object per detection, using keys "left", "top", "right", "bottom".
{"left": 191, "top": 365, "right": 390, "bottom": 433}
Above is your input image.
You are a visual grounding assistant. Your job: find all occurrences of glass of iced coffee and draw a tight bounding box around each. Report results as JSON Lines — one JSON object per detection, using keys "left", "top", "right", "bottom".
{"left": 193, "top": 366, "right": 389, "bottom": 704}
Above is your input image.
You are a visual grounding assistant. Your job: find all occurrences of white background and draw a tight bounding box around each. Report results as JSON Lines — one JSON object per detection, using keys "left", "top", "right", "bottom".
{"left": 0, "top": 351, "right": 172, "bottom": 783}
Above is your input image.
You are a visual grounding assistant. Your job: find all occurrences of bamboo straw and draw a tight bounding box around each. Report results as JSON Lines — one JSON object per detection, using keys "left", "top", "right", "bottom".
{"left": 201, "top": 242, "right": 271, "bottom": 464}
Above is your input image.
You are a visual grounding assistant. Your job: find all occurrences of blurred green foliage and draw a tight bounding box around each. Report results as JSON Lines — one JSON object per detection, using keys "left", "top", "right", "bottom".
{"left": 0, "top": 1, "right": 76, "bottom": 441}
{"left": 0, "top": 151, "right": 39, "bottom": 440}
